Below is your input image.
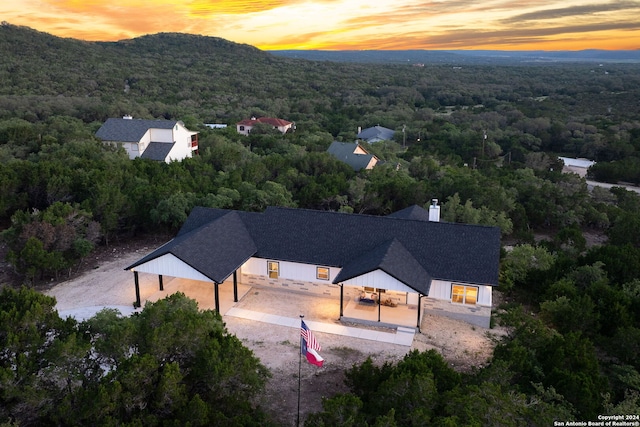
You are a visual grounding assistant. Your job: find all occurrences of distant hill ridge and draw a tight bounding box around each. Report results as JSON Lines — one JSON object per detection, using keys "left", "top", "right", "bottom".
{"left": 268, "top": 49, "right": 640, "bottom": 64}
{"left": 2, "top": 22, "right": 638, "bottom": 68}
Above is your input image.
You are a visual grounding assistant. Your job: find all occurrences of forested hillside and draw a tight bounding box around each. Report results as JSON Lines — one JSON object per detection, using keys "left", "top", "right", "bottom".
{"left": 1, "top": 22, "right": 640, "bottom": 425}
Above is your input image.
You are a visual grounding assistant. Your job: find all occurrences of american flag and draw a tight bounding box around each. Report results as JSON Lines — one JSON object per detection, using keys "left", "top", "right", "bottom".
{"left": 300, "top": 320, "right": 324, "bottom": 367}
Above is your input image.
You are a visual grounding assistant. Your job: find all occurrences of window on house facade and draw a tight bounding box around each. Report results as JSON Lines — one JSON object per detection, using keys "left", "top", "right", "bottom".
{"left": 316, "top": 267, "right": 329, "bottom": 280}
{"left": 239, "top": 125, "right": 245, "bottom": 131}
{"left": 451, "top": 284, "right": 478, "bottom": 305}
{"left": 267, "top": 261, "right": 279, "bottom": 279}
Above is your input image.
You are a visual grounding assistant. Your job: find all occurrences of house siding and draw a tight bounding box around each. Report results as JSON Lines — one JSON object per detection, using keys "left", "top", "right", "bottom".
{"left": 425, "top": 279, "right": 492, "bottom": 327}
{"left": 237, "top": 125, "right": 251, "bottom": 136}
{"left": 149, "top": 128, "right": 173, "bottom": 143}
{"left": 353, "top": 145, "right": 368, "bottom": 155}
{"left": 342, "top": 269, "right": 417, "bottom": 293}
{"left": 124, "top": 142, "right": 137, "bottom": 159}
{"left": 241, "top": 258, "right": 341, "bottom": 296}
{"left": 428, "top": 280, "right": 492, "bottom": 306}
{"left": 133, "top": 254, "right": 213, "bottom": 283}
{"left": 165, "top": 124, "right": 194, "bottom": 162}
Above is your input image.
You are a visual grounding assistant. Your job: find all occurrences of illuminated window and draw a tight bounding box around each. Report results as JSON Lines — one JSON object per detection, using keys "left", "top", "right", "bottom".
{"left": 317, "top": 267, "right": 329, "bottom": 280}
{"left": 451, "top": 284, "right": 478, "bottom": 305}
{"left": 267, "top": 261, "right": 279, "bottom": 279}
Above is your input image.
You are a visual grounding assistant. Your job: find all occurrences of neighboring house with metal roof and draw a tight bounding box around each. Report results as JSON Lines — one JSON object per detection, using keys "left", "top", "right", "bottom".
{"left": 357, "top": 125, "right": 396, "bottom": 143}
{"left": 559, "top": 157, "right": 596, "bottom": 169}
{"left": 559, "top": 156, "right": 596, "bottom": 179}
{"left": 236, "top": 116, "right": 294, "bottom": 136}
{"left": 126, "top": 203, "right": 501, "bottom": 328}
{"left": 96, "top": 116, "right": 199, "bottom": 163}
{"left": 327, "top": 141, "right": 379, "bottom": 171}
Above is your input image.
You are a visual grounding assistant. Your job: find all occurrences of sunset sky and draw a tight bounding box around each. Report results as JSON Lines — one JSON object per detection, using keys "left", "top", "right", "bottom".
{"left": 2, "top": 0, "right": 639, "bottom": 50}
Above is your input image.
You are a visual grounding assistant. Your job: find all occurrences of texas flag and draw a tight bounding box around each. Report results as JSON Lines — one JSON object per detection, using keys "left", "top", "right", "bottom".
{"left": 300, "top": 320, "right": 324, "bottom": 367}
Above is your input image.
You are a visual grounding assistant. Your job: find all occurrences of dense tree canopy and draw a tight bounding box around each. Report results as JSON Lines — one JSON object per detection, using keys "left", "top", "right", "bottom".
{"left": 0, "top": 288, "right": 272, "bottom": 426}
{"left": 1, "top": 23, "right": 640, "bottom": 425}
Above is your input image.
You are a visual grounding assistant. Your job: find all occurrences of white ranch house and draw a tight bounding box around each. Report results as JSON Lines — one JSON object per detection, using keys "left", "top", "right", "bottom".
{"left": 96, "top": 116, "right": 199, "bottom": 163}
{"left": 126, "top": 204, "right": 501, "bottom": 328}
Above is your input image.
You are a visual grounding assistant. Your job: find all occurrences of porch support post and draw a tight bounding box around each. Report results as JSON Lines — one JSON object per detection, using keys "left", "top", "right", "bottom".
{"left": 417, "top": 294, "right": 423, "bottom": 331}
{"left": 233, "top": 271, "right": 238, "bottom": 302}
{"left": 377, "top": 295, "right": 381, "bottom": 322}
{"left": 158, "top": 275, "right": 164, "bottom": 291}
{"left": 339, "top": 284, "right": 344, "bottom": 319}
{"left": 214, "top": 282, "right": 220, "bottom": 313}
{"left": 134, "top": 271, "right": 141, "bottom": 308}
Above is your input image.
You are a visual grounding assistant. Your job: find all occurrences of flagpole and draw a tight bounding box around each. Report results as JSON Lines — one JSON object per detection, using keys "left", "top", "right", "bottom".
{"left": 297, "top": 314, "right": 303, "bottom": 427}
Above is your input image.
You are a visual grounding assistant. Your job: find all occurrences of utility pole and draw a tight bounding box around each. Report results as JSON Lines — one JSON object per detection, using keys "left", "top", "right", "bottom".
{"left": 402, "top": 124, "right": 406, "bottom": 148}
{"left": 482, "top": 130, "right": 487, "bottom": 160}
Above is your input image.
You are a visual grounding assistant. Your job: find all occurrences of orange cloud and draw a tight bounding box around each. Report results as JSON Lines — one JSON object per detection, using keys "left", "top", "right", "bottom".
{"left": 1, "top": 0, "right": 637, "bottom": 49}
{"left": 186, "top": 0, "right": 293, "bottom": 16}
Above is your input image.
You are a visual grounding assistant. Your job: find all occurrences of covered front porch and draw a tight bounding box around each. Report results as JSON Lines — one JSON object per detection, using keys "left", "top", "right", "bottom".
{"left": 130, "top": 271, "right": 423, "bottom": 330}
{"left": 131, "top": 272, "right": 251, "bottom": 315}
{"left": 340, "top": 295, "right": 422, "bottom": 329}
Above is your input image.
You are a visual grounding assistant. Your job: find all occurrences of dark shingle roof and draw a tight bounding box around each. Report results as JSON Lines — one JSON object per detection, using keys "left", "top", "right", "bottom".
{"left": 334, "top": 239, "right": 432, "bottom": 294}
{"left": 96, "top": 118, "right": 177, "bottom": 142}
{"left": 127, "top": 206, "right": 501, "bottom": 292}
{"left": 127, "top": 211, "right": 257, "bottom": 283}
{"left": 327, "top": 141, "right": 376, "bottom": 171}
{"left": 387, "top": 205, "right": 432, "bottom": 221}
{"left": 357, "top": 126, "right": 395, "bottom": 142}
{"left": 140, "top": 142, "right": 175, "bottom": 161}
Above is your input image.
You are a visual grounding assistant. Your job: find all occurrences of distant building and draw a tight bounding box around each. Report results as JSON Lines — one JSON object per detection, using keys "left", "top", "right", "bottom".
{"left": 327, "top": 141, "right": 379, "bottom": 171}
{"left": 205, "top": 123, "right": 228, "bottom": 129}
{"left": 559, "top": 156, "right": 596, "bottom": 178}
{"left": 236, "top": 116, "right": 294, "bottom": 136}
{"left": 96, "top": 116, "right": 198, "bottom": 163}
{"left": 357, "top": 125, "right": 395, "bottom": 143}
{"left": 559, "top": 157, "right": 596, "bottom": 169}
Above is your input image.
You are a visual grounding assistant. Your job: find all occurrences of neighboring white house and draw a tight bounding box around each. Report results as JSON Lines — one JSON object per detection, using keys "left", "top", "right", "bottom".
{"left": 236, "top": 116, "right": 294, "bottom": 136}
{"left": 96, "top": 116, "right": 199, "bottom": 163}
{"left": 126, "top": 203, "right": 501, "bottom": 328}
{"left": 327, "top": 141, "right": 379, "bottom": 171}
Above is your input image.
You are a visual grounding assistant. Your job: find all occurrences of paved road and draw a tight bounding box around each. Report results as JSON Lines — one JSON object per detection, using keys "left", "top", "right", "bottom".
{"left": 586, "top": 180, "right": 640, "bottom": 194}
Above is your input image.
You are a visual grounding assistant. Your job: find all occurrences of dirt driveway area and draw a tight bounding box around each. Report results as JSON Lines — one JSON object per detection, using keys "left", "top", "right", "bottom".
{"left": 43, "top": 240, "right": 507, "bottom": 426}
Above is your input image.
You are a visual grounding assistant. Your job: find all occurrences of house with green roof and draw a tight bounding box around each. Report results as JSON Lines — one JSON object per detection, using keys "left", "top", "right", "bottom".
{"left": 327, "top": 141, "right": 379, "bottom": 171}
